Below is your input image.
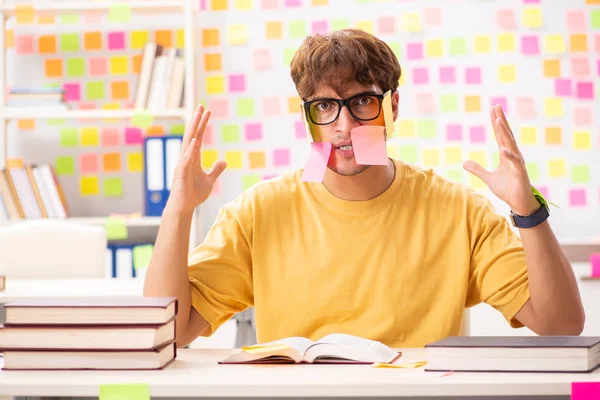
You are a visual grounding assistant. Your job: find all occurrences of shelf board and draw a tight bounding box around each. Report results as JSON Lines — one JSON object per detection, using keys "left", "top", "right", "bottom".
{"left": 0, "top": 1, "right": 187, "bottom": 16}
{"left": 1, "top": 217, "right": 162, "bottom": 227}
{"left": 1, "top": 108, "right": 186, "bottom": 120}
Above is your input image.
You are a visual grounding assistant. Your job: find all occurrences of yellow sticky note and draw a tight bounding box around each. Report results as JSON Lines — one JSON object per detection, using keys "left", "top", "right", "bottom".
{"left": 498, "top": 65, "right": 516, "bottom": 83}
{"left": 227, "top": 24, "right": 248, "bottom": 45}
{"left": 445, "top": 147, "right": 462, "bottom": 164}
{"left": 497, "top": 33, "right": 516, "bottom": 52}
{"left": 131, "top": 30, "right": 149, "bottom": 49}
{"left": 249, "top": 151, "right": 266, "bottom": 169}
{"left": 355, "top": 20, "right": 374, "bottom": 34}
{"left": 548, "top": 159, "right": 566, "bottom": 178}
{"left": 37, "top": 15, "right": 54, "bottom": 24}
{"left": 211, "top": 0, "right": 228, "bottom": 10}
{"left": 386, "top": 144, "right": 399, "bottom": 159}
{"left": 242, "top": 344, "right": 292, "bottom": 354}
{"left": 400, "top": 13, "right": 422, "bottom": 32}
{"left": 110, "top": 56, "right": 128, "bottom": 75}
{"left": 465, "top": 96, "right": 481, "bottom": 112}
{"left": 235, "top": 0, "right": 252, "bottom": 9}
{"left": 99, "top": 383, "right": 149, "bottom": 400}
{"left": 373, "top": 361, "right": 427, "bottom": 369}
{"left": 423, "top": 149, "right": 440, "bottom": 166}
{"left": 382, "top": 91, "right": 395, "bottom": 137}
{"left": 266, "top": 22, "right": 282, "bottom": 40}
{"left": 425, "top": 39, "right": 444, "bottom": 57}
{"left": 474, "top": 35, "right": 491, "bottom": 54}
{"left": 17, "top": 119, "right": 35, "bottom": 130}
{"left": 469, "top": 151, "right": 486, "bottom": 168}
{"left": 80, "top": 176, "right": 99, "bottom": 196}
{"left": 544, "top": 35, "right": 566, "bottom": 53}
{"left": 206, "top": 76, "right": 225, "bottom": 94}
{"left": 15, "top": 5, "right": 35, "bottom": 24}
{"left": 201, "top": 150, "right": 218, "bottom": 169}
{"left": 81, "top": 127, "right": 100, "bottom": 146}
{"left": 545, "top": 127, "right": 562, "bottom": 145}
{"left": 520, "top": 126, "right": 538, "bottom": 145}
{"left": 543, "top": 59, "right": 561, "bottom": 77}
{"left": 573, "top": 131, "right": 591, "bottom": 149}
{"left": 127, "top": 152, "right": 144, "bottom": 172}
{"left": 225, "top": 151, "right": 243, "bottom": 169}
{"left": 397, "top": 120, "right": 416, "bottom": 137}
{"left": 470, "top": 174, "right": 487, "bottom": 190}
{"left": 522, "top": 7, "right": 543, "bottom": 28}
{"left": 544, "top": 98, "right": 564, "bottom": 118}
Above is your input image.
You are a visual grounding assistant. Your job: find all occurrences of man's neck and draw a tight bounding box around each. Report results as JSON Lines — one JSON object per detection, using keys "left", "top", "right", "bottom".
{"left": 321, "top": 159, "right": 396, "bottom": 201}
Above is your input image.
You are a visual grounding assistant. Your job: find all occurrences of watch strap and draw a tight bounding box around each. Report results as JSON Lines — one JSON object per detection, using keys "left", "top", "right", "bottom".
{"left": 510, "top": 203, "right": 550, "bottom": 228}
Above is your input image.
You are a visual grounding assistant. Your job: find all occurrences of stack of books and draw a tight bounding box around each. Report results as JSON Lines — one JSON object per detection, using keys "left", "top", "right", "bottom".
{"left": 0, "top": 297, "right": 177, "bottom": 370}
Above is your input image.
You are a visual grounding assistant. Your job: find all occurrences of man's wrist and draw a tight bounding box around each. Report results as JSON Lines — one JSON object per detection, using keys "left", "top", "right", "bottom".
{"left": 511, "top": 196, "right": 543, "bottom": 217}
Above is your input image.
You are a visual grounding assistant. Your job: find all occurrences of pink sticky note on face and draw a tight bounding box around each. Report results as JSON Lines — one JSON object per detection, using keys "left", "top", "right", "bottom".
{"left": 263, "top": 97, "right": 281, "bottom": 116}
{"left": 208, "top": 98, "right": 228, "bottom": 119}
{"left": 569, "top": 189, "right": 587, "bottom": 207}
{"left": 229, "top": 74, "right": 246, "bottom": 92}
{"left": 469, "top": 126, "right": 486, "bottom": 143}
{"left": 521, "top": 36, "right": 540, "bottom": 55}
{"left": 108, "top": 32, "right": 125, "bottom": 50}
{"left": 554, "top": 79, "right": 572, "bottom": 96}
{"left": 446, "top": 124, "right": 463, "bottom": 141}
{"left": 571, "top": 57, "right": 590, "bottom": 77}
{"left": 496, "top": 9, "right": 516, "bottom": 30}
{"left": 406, "top": 43, "right": 424, "bottom": 60}
{"left": 465, "top": 67, "right": 481, "bottom": 84}
{"left": 273, "top": 148, "right": 290, "bottom": 166}
{"left": 415, "top": 92, "right": 435, "bottom": 114}
{"left": 378, "top": 17, "right": 395, "bottom": 34}
{"left": 412, "top": 67, "right": 429, "bottom": 85}
{"left": 350, "top": 126, "right": 387, "bottom": 166}
{"left": 574, "top": 107, "right": 593, "bottom": 125}
{"left": 516, "top": 96, "right": 536, "bottom": 118}
{"left": 245, "top": 123, "right": 262, "bottom": 141}
{"left": 301, "top": 142, "right": 332, "bottom": 182}
{"left": 572, "top": 382, "right": 600, "bottom": 399}
{"left": 312, "top": 20, "right": 328, "bottom": 35}
{"left": 567, "top": 11, "right": 586, "bottom": 32}
{"left": 576, "top": 82, "right": 594, "bottom": 100}
{"left": 124, "top": 127, "right": 143, "bottom": 145}
{"left": 63, "top": 83, "right": 81, "bottom": 102}
{"left": 439, "top": 66, "right": 456, "bottom": 84}
{"left": 591, "top": 254, "right": 600, "bottom": 277}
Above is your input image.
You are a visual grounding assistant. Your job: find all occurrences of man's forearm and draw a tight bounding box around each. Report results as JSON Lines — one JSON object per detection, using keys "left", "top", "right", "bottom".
{"left": 519, "top": 220, "right": 585, "bottom": 334}
{"left": 143, "top": 205, "right": 195, "bottom": 342}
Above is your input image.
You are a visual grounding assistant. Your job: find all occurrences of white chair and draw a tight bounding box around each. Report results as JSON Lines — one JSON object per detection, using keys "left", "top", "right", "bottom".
{"left": 0, "top": 219, "right": 107, "bottom": 279}
{"left": 461, "top": 308, "right": 471, "bottom": 336}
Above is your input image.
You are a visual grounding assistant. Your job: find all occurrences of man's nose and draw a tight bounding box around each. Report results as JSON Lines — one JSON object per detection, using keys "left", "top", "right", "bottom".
{"left": 334, "top": 105, "right": 360, "bottom": 134}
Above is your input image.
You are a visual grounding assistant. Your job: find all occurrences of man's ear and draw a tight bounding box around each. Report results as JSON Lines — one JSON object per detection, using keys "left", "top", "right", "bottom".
{"left": 392, "top": 91, "right": 399, "bottom": 121}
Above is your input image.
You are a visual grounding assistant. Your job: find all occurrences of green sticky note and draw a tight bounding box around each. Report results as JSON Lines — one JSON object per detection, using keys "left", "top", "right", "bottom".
{"left": 526, "top": 162, "right": 540, "bottom": 182}
{"left": 399, "top": 145, "right": 418, "bottom": 163}
{"left": 99, "top": 383, "right": 149, "bottom": 400}
{"left": 103, "top": 178, "right": 123, "bottom": 197}
{"left": 61, "top": 33, "right": 80, "bottom": 51}
{"left": 440, "top": 94, "right": 458, "bottom": 112}
{"left": 61, "top": 14, "right": 80, "bottom": 24}
{"left": 221, "top": 125, "right": 240, "bottom": 143}
{"left": 243, "top": 174, "right": 260, "bottom": 190}
{"left": 60, "top": 128, "right": 78, "bottom": 146}
{"left": 67, "top": 58, "right": 85, "bottom": 77}
{"left": 289, "top": 21, "right": 308, "bottom": 38}
{"left": 418, "top": 120, "right": 436, "bottom": 138}
{"left": 332, "top": 19, "right": 350, "bottom": 30}
{"left": 104, "top": 218, "right": 128, "bottom": 240}
{"left": 86, "top": 81, "right": 105, "bottom": 100}
{"left": 237, "top": 99, "right": 255, "bottom": 117}
{"left": 572, "top": 165, "right": 590, "bottom": 183}
{"left": 55, "top": 156, "right": 75, "bottom": 176}
{"left": 48, "top": 119, "right": 66, "bottom": 126}
{"left": 449, "top": 37, "right": 468, "bottom": 55}
{"left": 491, "top": 151, "right": 500, "bottom": 167}
{"left": 591, "top": 10, "right": 600, "bottom": 29}
{"left": 388, "top": 42, "right": 401, "bottom": 59}
{"left": 131, "top": 110, "right": 153, "bottom": 129}
{"left": 446, "top": 169, "right": 464, "bottom": 183}
{"left": 284, "top": 48, "right": 296, "bottom": 66}
{"left": 109, "top": 3, "right": 132, "bottom": 23}
{"left": 133, "top": 245, "right": 154, "bottom": 270}
{"left": 171, "top": 124, "right": 185, "bottom": 135}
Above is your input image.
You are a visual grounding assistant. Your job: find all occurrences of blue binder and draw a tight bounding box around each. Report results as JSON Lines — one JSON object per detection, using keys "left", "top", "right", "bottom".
{"left": 143, "top": 135, "right": 183, "bottom": 216}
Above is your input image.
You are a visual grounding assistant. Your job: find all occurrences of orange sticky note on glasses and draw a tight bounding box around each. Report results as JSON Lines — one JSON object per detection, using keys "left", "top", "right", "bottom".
{"left": 301, "top": 142, "right": 332, "bottom": 182}
{"left": 382, "top": 91, "right": 395, "bottom": 137}
{"left": 351, "top": 126, "right": 388, "bottom": 165}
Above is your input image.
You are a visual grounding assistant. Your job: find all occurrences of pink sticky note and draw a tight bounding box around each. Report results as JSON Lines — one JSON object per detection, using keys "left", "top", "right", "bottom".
{"left": 101, "top": 127, "right": 120, "bottom": 147}
{"left": 229, "top": 74, "right": 246, "bottom": 92}
{"left": 465, "top": 67, "right": 481, "bottom": 84}
{"left": 254, "top": 49, "right": 272, "bottom": 71}
{"left": 378, "top": 17, "right": 395, "bottom": 34}
{"left": 521, "top": 35, "right": 540, "bottom": 55}
{"left": 516, "top": 96, "right": 536, "bottom": 118}
{"left": 295, "top": 120, "right": 306, "bottom": 139}
{"left": 555, "top": 78, "right": 572, "bottom": 96}
{"left": 301, "top": 142, "right": 331, "bottom": 182}
{"left": 446, "top": 124, "right": 463, "bottom": 141}
{"left": 350, "top": 126, "right": 387, "bottom": 166}
{"left": 273, "top": 148, "right": 290, "bottom": 166}
{"left": 569, "top": 189, "right": 587, "bottom": 207}
{"left": 496, "top": 9, "right": 516, "bottom": 30}
{"left": 415, "top": 92, "right": 435, "bottom": 114}
{"left": 412, "top": 67, "right": 429, "bottom": 85}
{"left": 79, "top": 102, "right": 96, "bottom": 110}
{"left": 424, "top": 7, "right": 442, "bottom": 26}
{"left": 261, "top": 0, "right": 278, "bottom": 9}
{"left": 203, "top": 125, "right": 213, "bottom": 145}
{"left": 576, "top": 82, "right": 594, "bottom": 100}
{"left": 263, "top": 97, "right": 281, "bottom": 116}
{"left": 595, "top": 34, "right": 600, "bottom": 53}
{"left": 16, "top": 35, "right": 34, "bottom": 54}
{"left": 591, "top": 254, "right": 600, "bottom": 277}
{"left": 263, "top": 174, "right": 278, "bottom": 181}
{"left": 80, "top": 153, "right": 98, "bottom": 173}
{"left": 84, "top": 13, "right": 103, "bottom": 24}
{"left": 63, "top": 83, "right": 81, "bottom": 102}
{"left": 439, "top": 66, "right": 456, "bottom": 84}
{"left": 245, "top": 123, "right": 262, "bottom": 141}
{"left": 208, "top": 98, "right": 228, "bottom": 119}
{"left": 536, "top": 186, "right": 549, "bottom": 200}
{"left": 469, "top": 126, "right": 486, "bottom": 143}
{"left": 523, "top": 0, "right": 539, "bottom": 3}
{"left": 108, "top": 31, "right": 125, "bottom": 50}
{"left": 597, "top": 59, "right": 600, "bottom": 77}
{"left": 406, "top": 42, "right": 424, "bottom": 60}
{"left": 124, "top": 127, "right": 143, "bottom": 145}
{"left": 285, "top": 0, "right": 301, "bottom": 7}
{"left": 574, "top": 107, "right": 593, "bottom": 125}
{"left": 567, "top": 11, "right": 586, "bottom": 32}
{"left": 491, "top": 97, "right": 508, "bottom": 114}
{"left": 89, "top": 57, "right": 107, "bottom": 76}
{"left": 312, "top": 20, "right": 328, "bottom": 35}
{"left": 572, "top": 57, "right": 590, "bottom": 77}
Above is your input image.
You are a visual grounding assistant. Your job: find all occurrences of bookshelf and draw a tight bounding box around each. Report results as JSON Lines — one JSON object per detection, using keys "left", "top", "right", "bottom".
{"left": 0, "top": 0, "right": 202, "bottom": 249}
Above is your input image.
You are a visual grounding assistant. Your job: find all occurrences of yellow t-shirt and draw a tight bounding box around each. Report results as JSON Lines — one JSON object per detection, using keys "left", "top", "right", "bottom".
{"left": 188, "top": 160, "right": 530, "bottom": 348}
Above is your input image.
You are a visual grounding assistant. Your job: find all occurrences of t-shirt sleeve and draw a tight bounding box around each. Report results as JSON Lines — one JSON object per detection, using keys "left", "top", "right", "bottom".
{"left": 187, "top": 200, "right": 254, "bottom": 337}
{"left": 465, "top": 193, "right": 531, "bottom": 328}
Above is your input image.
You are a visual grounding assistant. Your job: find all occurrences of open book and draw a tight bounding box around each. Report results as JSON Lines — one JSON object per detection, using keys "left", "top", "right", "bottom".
{"left": 220, "top": 334, "right": 401, "bottom": 364}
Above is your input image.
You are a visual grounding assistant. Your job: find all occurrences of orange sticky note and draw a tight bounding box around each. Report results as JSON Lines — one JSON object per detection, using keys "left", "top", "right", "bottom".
{"left": 288, "top": 96, "right": 301, "bottom": 114}
{"left": 465, "top": 96, "right": 481, "bottom": 112}
{"left": 147, "top": 126, "right": 165, "bottom": 136}
{"left": 44, "top": 59, "right": 63, "bottom": 78}
{"left": 102, "top": 153, "right": 121, "bottom": 172}
{"left": 155, "top": 30, "right": 173, "bottom": 47}
{"left": 266, "top": 22, "right": 283, "bottom": 39}
{"left": 543, "top": 59, "right": 561, "bottom": 77}
{"left": 17, "top": 119, "right": 35, "bottom": 130}
{"left": 545, "top": 127, "right": 562, "bottom": 145}
{"left": 205, "top": 53, "right": 222, "bottom": 71}
{"left": 570, "top": 34, "right": 588, "bottom": 52}
{"left": 203, "top": 29, "right": 220, "bottom": 47}
{"left": 84, "top": 32, "right": 103, "bottom": 51}
{"left": 249, "top": 151, "right": 266, "bottom": 169}
{"left": 37, "top": 15, "right": 54, "bottom": 24}
{"left": 5, "top": 30, "right": 14, "bottom": 48}
{"left": 111, "top": 81, "right": 129, "bottom": 100}
{"left": 15, "top": 5, "right": 35, "bottom": 24}
{"left": 38, "top": 35, "right": 56, "bottom": 54}
{"left": 132, "top": 54, "right": 142, "bottom": 74}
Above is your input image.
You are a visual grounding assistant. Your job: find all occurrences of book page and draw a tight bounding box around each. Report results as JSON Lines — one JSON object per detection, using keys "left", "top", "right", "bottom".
{"left": 303, "top": 334, "right": 399, "bottom": 363}
{"left": 251, "top": 336, "right": 314, "bottom": 355}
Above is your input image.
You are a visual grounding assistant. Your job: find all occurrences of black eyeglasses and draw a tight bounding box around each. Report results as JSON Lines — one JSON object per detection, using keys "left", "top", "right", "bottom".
{"left": 302, "top": 90, "right": 390, "bottom": 126}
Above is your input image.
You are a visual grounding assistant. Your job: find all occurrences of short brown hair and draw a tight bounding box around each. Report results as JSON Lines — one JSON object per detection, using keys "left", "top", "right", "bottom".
{"left": 290, "top": 29, "right": 402, "bottom": 100}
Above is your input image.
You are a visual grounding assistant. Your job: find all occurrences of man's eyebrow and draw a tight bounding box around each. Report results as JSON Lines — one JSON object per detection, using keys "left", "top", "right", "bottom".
{"left": 307, "top": 91, "right": 379, "bottom": 102}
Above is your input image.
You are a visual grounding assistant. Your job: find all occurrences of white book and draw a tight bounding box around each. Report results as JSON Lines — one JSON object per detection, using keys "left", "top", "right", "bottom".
{"left": 32, "top": 167, "right": 57, "bottom": 218}
{"left": 134, "top": 42, "right": 160, "bottom": 109}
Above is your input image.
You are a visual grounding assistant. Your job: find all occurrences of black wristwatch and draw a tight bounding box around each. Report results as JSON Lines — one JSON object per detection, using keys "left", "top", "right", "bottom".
{"left": 509, "top": 203, "right": 549, "bottom": 229}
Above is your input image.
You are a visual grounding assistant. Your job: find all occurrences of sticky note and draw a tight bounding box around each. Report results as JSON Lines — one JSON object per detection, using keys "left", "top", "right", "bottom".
{"left": 572, "top": 165, "right": 590, "bottom": 183}
{"left": 400, "top": 13, "right": 422, "bottom": 33}
{"left": 81, "top": 127, "right": 100, "bottom": 147}
{"left": 574, "top": 108, "right": 592, "bottom": 125}
{"left": 63, "top": 83, "right": 81, "bottom": 102}
{"left": 554, "top": 79, "right": 572, "bottom": 96}
{"left": 205, "top": 53, "right": 222, "bottom": 72}
{"left": 111, "top": 81, "right": 129, "bottom": 100}
{"left": 423, "top": 149, "right": 439, "bottom": 166}
{"left": 312, "top": 20, "right": 329, "bottom": 35}
{"left": 273, "top": 149, "right": 290, "bottom": 166}
{"left": 102, "top": 178, "right": 123, "bottom": 198}
{"left": 544, "top": 98, "right": 564, "bottom": 118}
{"left": 131, "top": 30, "right": 149, "bottom": 50}
{"left": 465, "top": 67, "right": 481, "bottom": 84}
{"left": 378, "top": 16, "right": 395, "bottom": 35}
{"left": 439, "top": 66, "right": 456, "bottom": 84}
{"left": 245, "top": 123, "right": 262, "bottom": 141}
{"left": 80, "top": 176, "right": 99, "bottom": 196}
{"left": 60, "top": 14, "right": 79, "bottom": 24}
{"left": 351, "top": 126, "right": 387, "bottom": 166}
{"left": 544, "top": 35, "right": 566, "bottom": 53}
{"left": 397, "top": 120, "right": 416, "bottom": 137}
{"left": 266, "top": 22, "right": 282, "bottom": 39}
{"left": 109, "top": 3, "right": 132, "bottom": 23}
{"left": 283, "top": 48, "right": 296, "bottom": 66}
{"left": 496, "top": 9, "right": 516, "bottom": 30}
{"left": 498, "top": 65, "right": 516, "bottom": 83}
{"left": 45, "top": 59, "right": 63, "bottom": 78}
{"left": 89, "top": 57, "right": 107, "bottom": 76}
{"left": 491, "top": 96, "right": 508, "bottom": 110}
{"left": 545, "top": 127, "right": 562, "bottom": 144}
{"left": 38, "top": 35, "right": 56, "bottom": 54}
{"left": 572, "top": 382, "right": 600, "bottom": 400}
{"left": 567, "top": 11, "right": 586, "bottom": 31}
{"left": 242, "top": 174, "right": 260, "bottom": 190}
{"left": 60, "top": 128, "right": 78, "bottom": 147}
{"left": 331, "top": 19, "right": 349, "bottom": 30}
{"left": 248, "top": 151, "right": 266, "bottom": 169}
{"left": 102, "top": 128, "right": 120, "bottom": 147}
{"left": 103, "top": 153, "right": 121, "bottom": 173}
{"left": 573, "top": 131, "right": 591, "bottom": 149}
{"left": 124, "top": 127, "right": 143, "bottom": 145}
{"left": 526, "top": 163, "right": 540, "bottom": 182}
{"left": 295, "top": 120, "right": 306, "bottom": 139}
{"left": 445, "top": 147, "right": 462, "bottom": 164}
{"left": 207, "top": 99, "right": 228, "bottom": 119}
{"left": 109, "top": 55, "right": 129, "bottom": 75}
{"left": 592, "top": 10, "right": 600, "bottom": 29}
{"left": 206, "top": 76, "right": 225, "bottom": 95}
{"left": 440, "top": 94, "right": 458, "bottom": 112}
{"left": 127, "top": 152, "right": 143, "bottom": 172}
{"left": 520, "top": 126, "right": 538, "bottom": 145}
{"left": 289, "top": 21, "right": 308, "bottom": 38}
{"left": 572, "top": 57, "right": 590, "bottom": 77}
{"left": 301, "top": 142, "right": 332, "bottom": 182}
{"left": 154, "top": 30, "right": 173, "bottom": 47}
{"left": 415, "top": 92, "right": 435, "bottom": 114}
{"left": 469, "top": 126, "right": 486, "bottom": 143}
{"left": 446, "top": 169, "right": 464, "bottom": 183}
{"left": 396, "top": 145, "right": 416, "bottom": 164}
{"left": 474, "top": 35, "right": 491, "bottom": 53}
{"left": 498, "top": 33, "right": 516, "bottom": 52}
{"left": 424, "top": 7, "right": 442, "bottom": 26}
{"left": 548, "top": 159, "right": 566, "bottom": 177}
{"left": 131, "top": 110, "right": 153, "bottom": 129}
{"left": 449, "top": 37, "right": 468, "bottom": 56}
{"left": 521, "top": 35, "right": 539, "bottom": 55}
{"left": 80, "top": 154, "right": 99, "bottom": 173}
{"left": 570, "top": 34, "right": 588, "bottom": 52}
{"left": 131, "top": 245, "right": 154, "bottom": 272}
{"left": 15, "top": 5, "right": 35, "bottom": 24}
{"left": 221, "top": 125, "right": 240, "bottom": 143}
{"left": 312, "top": 0, "right": 327, "bottom": 5}
{"left": 406, "top": 42, "right": 423, "bottom": 61}
{"left": 225, "top": 151, "right": 243, "bottom": 169}
{"left": 55, "top": 156, "right": 75, "bottom": 176}
{"left": 425, "top": 39, "right": 444, "bottom": 57}
{"left": 569, "top": 189, "right": 587, "bottom": 207}
{"left": 469, "top": 152, "right": 488, "bottom": 170}
{"left": 203, "top": 28, "right": 220, "bottom": 47}
{"left": 412, "top": 67, "right": 429, "bottom": 85}
{"left": 254, "top": 49, "right": 272, "bottom": 70}
{"left": 543, "top": 59, "right": 561, "bottom": 77}
{"left": 418, "top": 120, "right": 436, "bottom": 138}
{"left": 228, "top": 24, "right": 248, "bottom": 45}
{"left": 67, "top": 58, "right": 85, "bottom": 77}
{"left": 61, "top": 33, "right": 79, "bottom": 52}
{"left": 591, "top": 255, "right": 600, "bottom": 278}
{"left": 446, "top": 124, "right": 463, "bottom": 141}
{"left": 86, "top": 81, "right": 105, "bottom": 100}
{"left": 522, "top": 7, "right": 543, "bottom": 28}
{"left": 16, "top": 35, "right": 34, "bottom": 54}
{"left": 229, "top": 74, "right": 246, "bottom": 92}
{"left": 237, "top": 99, "right": 255, "bottom": 116}
{"left": 576, "top": 82, "right": 594, "bottom": 99}
{"left": 465, "top": 96, "right": 481, "bottom": 112}
{"left": 516, "top": 97, "right": 536, "bottom": 118}
{"left": 17, "top": 119, "right": 35, "bottom": 130}
{"left": 354, "top": 20, "right": 373, "bottom": 34}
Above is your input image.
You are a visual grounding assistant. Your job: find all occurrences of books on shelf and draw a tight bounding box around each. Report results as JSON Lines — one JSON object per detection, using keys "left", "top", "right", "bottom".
{"left": 424, "top": 336, "right": 600, "bottom": 373}
{"left": 220, "top": 334, "right": 401, "bottom": 364}
{"left": 143, "top": 135, "right": 182, "bottom": 216}
{"left": 7, "top": 87, "right": 67, "bottom": 109}
{"left": 0, "top": 297, "right": 178, "bottom": 370}
{"left": 106, "top": 243, "right": 155, "bottom": 279}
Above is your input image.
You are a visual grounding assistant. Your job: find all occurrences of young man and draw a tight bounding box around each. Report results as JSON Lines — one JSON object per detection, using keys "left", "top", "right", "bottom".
{"left": 144, "top": 29, "right": 584, "bottom": 348}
